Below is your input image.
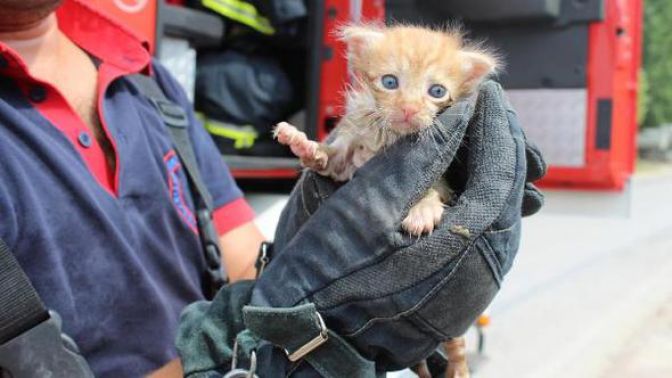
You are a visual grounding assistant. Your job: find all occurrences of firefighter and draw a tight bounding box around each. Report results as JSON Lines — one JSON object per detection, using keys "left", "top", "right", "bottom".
{"left": 0, "top": 0, "right": 546, "bottom": 376}
{"left": 0, "top": 0, "right": 264, "bottom": 376}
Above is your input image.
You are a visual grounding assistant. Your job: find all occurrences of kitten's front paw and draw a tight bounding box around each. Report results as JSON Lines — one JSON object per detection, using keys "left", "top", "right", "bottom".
{"left": 443, "top": 338, "right": 470, "bottom": 378}
{"left": 402, "top": 192, "right": 444, "bottom": 236}
{"left": 274, "top": 122, "right": 328, "bottom": 170}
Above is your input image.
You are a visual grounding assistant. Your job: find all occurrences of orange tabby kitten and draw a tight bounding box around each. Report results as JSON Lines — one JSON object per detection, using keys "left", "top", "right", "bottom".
{"left": 276, "top": 24, "right": 497, "bottom": 234}
{"left": 275, "top": 24, "right": 498, "bottom": 377}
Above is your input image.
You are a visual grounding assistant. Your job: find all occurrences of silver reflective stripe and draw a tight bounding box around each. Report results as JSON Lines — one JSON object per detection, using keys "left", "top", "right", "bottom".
{"left": 507, "top": 88, "right": 588, "bottom": 167}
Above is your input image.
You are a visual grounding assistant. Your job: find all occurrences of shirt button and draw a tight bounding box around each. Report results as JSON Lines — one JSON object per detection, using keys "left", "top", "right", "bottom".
{"left": 78, "top": 131, "right": 92, "bottom": 148}
{"left": 28, "top": 85, "right": 47, "bottom": 103}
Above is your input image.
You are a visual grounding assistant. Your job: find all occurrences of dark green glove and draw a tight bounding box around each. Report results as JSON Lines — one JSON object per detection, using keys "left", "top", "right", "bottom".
{"left": 175, "top": 280, "right": 255, "bottom": 377}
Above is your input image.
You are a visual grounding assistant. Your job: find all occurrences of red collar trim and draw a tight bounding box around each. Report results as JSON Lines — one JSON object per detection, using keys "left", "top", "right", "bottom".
{"left": 0, "top": 0, "right": 151, "bottom": 77}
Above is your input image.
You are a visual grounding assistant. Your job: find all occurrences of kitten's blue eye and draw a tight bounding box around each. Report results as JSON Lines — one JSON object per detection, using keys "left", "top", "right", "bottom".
{"left": 428, "top": 84, "right": 447, "bottom": 99}
{"left": 381, "top": 74, "right": 399, "bottom": 89}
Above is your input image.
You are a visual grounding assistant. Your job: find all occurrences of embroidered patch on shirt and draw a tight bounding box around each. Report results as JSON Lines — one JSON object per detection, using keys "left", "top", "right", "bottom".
{"left": 164, "top": 150, "right": 198, "bottom": 233}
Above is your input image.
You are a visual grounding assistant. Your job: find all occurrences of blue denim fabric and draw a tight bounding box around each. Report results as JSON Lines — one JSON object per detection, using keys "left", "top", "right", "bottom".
{"left": 176, "top": 81, "right": 546, "bottom": 377}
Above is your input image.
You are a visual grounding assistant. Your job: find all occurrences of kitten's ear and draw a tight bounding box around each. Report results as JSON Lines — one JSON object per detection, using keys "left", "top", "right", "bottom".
{"left": 459, "top": 51, "right": 498, "bottom": 92}
{"left": 338, "top": 24, "right": 384, "bottom": 58}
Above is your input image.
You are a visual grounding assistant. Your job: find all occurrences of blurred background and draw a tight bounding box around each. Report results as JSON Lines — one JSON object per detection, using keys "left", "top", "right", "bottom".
{"left": 97, "top": 0, "right": 670, "bottom": 376}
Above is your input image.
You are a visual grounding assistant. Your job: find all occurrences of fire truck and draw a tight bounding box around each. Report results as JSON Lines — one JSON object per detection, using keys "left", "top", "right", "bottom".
{"left": 100, "top": 0, "right": 642, "bottom": 191}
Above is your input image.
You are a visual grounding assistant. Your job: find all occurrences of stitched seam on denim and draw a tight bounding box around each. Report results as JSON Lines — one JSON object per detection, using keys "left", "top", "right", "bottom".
{"left": 299, "top": 180, "right": 314, "bottom": 218}
{"left": 479, "top": 237, "right": 504, "bottom": 285}
{"left": 413, "top": 309, "right": 453, "bottom": 340}
{"left": 343, "top": 246, "right": 472, "bottom": 338}
{"left": 485, "top": 223, "right": 516, "bottom": 234}
{"left": 245, "top": 310, "right": 317, "bottom": 320}
{"left": 316, "top": 226, "right": 463, "bottom": 311}
{"left": 477, "top": 95, "right": 525, "bottom": 241}
{"left": 413, "top": 246, "right": 500, "bottom": 338}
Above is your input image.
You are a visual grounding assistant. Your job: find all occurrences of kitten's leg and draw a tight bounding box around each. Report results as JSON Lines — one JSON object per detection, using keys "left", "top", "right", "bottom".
{"left": 274, "top": 122, "right": 329, "bottom": 171}
{"left": 443, "top": 337, "right": 470, "bottom": 378}
{"left": 319, "top": 136, "right": 356, "bottom": 181}
{"left": 434, "top": 180, "right": 454, "bottom": 205}
{"left": 411, "top": 360, "right": 432, "bottom": 378}
{"left": 275, "top": 122, "right": 357, "bottom": 181}
{"left": 402, "top": 181, "right": 451, "bottom": 236}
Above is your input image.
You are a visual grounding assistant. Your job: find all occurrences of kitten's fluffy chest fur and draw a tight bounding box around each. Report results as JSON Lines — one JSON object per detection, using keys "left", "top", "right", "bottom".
{"left": 321, "top": 89, "right": 405, "bottom": 181}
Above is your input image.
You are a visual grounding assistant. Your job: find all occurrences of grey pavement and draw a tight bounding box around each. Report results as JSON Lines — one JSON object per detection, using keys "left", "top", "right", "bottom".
{"left": 599, "top": 297, "right": 672, "bottom": 378}
{"left": 473, "top": 168, "right": 672, "bottom": 378}
{"left": 246, "top": 166, "right": 672, "bottom": 378}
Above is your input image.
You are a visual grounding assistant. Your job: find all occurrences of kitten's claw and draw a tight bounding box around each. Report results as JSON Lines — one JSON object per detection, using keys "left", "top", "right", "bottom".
{"left": 402, "top": 192, "right": 444, "bottom": 236}
{"left": 274, "top": 122, "right": 328, "bottom": 170}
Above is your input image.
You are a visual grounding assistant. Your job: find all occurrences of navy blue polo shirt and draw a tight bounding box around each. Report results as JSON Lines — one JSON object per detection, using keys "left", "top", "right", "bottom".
{"left": 0, "top": 1, "right": 255, "bottom": 376}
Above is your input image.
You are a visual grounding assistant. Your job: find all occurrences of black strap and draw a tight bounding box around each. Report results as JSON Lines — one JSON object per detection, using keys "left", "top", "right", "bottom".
{"left": 128, "top": 75, "right": 214, "bottom": 211}
{"left": 0, "top": 238, "right": 49, "bottom": 345}
{"left": 128, "top": 74, "right": 227, "bottom": 294}
{"left": 0, "top": 239, "right": 95, "bottom": 377}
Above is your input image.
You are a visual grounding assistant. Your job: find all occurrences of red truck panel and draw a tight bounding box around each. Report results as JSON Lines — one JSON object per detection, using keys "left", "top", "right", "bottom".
{"left": 540, "top": 0, "right": 642, "bottom": 190}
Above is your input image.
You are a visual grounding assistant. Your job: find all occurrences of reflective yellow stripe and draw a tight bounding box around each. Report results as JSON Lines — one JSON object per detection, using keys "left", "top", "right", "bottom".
{"left": 203, "top": 120, "right": 258, "bottom": 149}
{"left": 202, "top": 0, "right": 275, "bottom": 35}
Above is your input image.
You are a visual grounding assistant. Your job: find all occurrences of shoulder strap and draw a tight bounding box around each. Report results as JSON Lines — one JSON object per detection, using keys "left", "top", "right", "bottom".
{"left": 0, "top": 238, "right": 48, "bottom": 344}
{"left": 128, "top": 74, "right": 214, "bottom": 211}
{"left": 0, "top": 239, "right": 94, "bottom": 377}
{"left": 127, "top": 74, "right": 227, "bottom": 295}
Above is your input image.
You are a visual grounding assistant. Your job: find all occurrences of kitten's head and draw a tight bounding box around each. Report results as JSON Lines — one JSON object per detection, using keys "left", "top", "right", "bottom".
{"left": 339, "top": 24, "right": 498, "bottom": 134}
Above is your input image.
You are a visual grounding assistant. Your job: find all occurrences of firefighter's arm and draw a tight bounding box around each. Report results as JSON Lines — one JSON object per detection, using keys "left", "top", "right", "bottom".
{"left": 219, "top": 221, "right": 265, "bottom": 282}
{"left": 151, "top": 61, "right": 264, "bottom": 283}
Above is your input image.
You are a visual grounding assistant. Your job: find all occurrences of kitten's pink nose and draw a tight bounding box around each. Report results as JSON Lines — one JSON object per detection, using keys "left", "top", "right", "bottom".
{"left": 402, "top": 106, "right": 420, "bottom": 121}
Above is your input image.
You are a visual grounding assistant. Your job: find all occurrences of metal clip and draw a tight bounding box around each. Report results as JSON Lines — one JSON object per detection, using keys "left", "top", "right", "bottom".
{"left": 284, "top": 312, "right": 329, "bottom": 362}
{"left": 224, "top": 342, "right": 257, "bottom": 378}
{"left": 256, "top": 242, "right": 271, "bottom": 278}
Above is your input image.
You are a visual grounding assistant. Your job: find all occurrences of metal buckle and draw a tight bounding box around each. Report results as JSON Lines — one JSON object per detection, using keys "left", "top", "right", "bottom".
{"left": 284, "top": 311, "right": 329, "bottom": 362}
{"left": 224, "top": 343, "right": 258, "bottom": 378}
